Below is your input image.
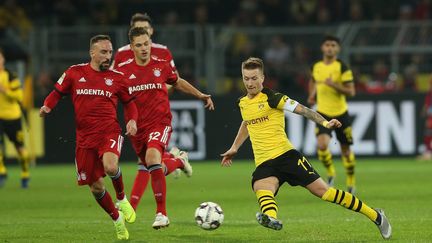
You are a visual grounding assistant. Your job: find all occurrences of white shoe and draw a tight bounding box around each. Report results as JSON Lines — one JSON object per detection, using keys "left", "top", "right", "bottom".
{"left": 152, "top": 212, "right": 170, "bottom": 229}
{"left": 178, "top": 151, "right": 192, "bottom": 177}
{"left": 375, "top": 208, "right": 392, "bottom": 239}
{"left": 172, "top": 168, "right": 182, "bottom": 179}
{"left": 169, "top": 147, "right": 181, "bottom": 157}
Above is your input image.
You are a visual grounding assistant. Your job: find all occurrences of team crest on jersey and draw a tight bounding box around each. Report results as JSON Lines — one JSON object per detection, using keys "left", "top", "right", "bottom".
{"left": 258, "top": 103, "right": 264, "bottom": 110}
{"left": 105, "top": 78, "right": 113, "bottom": 86}
{"left": 153, "top": 68, "right": 162, "bottom": 77}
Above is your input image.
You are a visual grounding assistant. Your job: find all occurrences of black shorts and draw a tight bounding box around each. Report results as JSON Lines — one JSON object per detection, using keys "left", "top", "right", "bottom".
{"left": 251, "top": 150, "right": 321, "bottom": 194}
{"left": 0, "top": 118, "right": 24, "bottom": 147}
{"left": 315, "top": 111, "right": 353, "bottom": 145}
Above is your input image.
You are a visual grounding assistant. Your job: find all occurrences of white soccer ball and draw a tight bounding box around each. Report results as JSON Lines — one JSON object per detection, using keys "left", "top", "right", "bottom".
{"left": 194, "top": 202, "right": 224, "bottom": 230}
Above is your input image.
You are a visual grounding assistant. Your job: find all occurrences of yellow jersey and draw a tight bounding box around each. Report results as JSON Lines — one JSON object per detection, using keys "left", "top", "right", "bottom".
{"left": 311, "top": 59, "right": 353, "bottom": 116}
{"left": 0, "top": 69, "right": 22, "bottom": 120}
{"left": 238, "top": 88, "right": 295, "bottom": 167}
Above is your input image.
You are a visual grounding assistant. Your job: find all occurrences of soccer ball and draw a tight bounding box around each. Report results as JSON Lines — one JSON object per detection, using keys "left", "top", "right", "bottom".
{"left": 194, "top": 202, "right": 224, "bottom": 230}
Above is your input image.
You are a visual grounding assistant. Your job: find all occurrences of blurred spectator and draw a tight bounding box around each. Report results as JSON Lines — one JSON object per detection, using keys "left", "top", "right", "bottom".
{"left": 349, "top": 0, "right": 364, "bottom": 21}
{"left": 289, "top": 0, "right": 318, "bottom": 25}
{"left": 316, "top": 8, "right": 331, "bottom": 25}
{"left": 399, "top": 4, "right": 413, "bottom": 20}
{"left": 366, "top": 59, "right": 389, "bottom": 93}
{"left": 194, "top": 4, "right": 209, "bottom": 26}
{"left": 264, "top": 35, "right": 290, "bottom": 71}
{"left": 414, "top": 0, "right": 431, "bottom": 19}
{"left": 53, "top": 0, "right": 78, "bottom": 26}
{"left": 0, "top": 0, "right": 32, "bottom": 40}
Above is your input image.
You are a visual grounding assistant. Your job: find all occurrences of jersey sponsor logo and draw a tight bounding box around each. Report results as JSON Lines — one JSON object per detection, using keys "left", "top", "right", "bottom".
{"left": 128, "top": 83, "right": 163, "bottom": 94}
{"left": 258, "top": 103, "right": 264, "bottom": 110}
{"left": 57, "top": 73, "right": 66, "bottom": 85}
{"left": 78, "top": 77, "right": 86, "bottom": 82}
{"left": 245, "top": 116, "right": 269, "bottom": 125}
{"left": 129, "top": 74, "right": 136, "bottom": 79}
{"left": 76, "top": 88, "right": 112, "bottom": 97}
{"left": 153, "top": 68, "right": 162, "bottom": 77}
{"left": 105, "top": 78, "right": 113, "bottom": 86}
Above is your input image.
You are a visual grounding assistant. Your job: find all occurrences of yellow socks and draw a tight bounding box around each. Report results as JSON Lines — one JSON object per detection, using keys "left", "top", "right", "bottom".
{"left": 342, "top": 152, "right": 356, "bottom": 187}
{"left": 318, "top": 149, "right": 335, "bottom": 177}
{"left": 256, "top": 190, "right": 278, "bottom": 219}
{"left": 322, "top": 187, "right": 378, "bottom": 223}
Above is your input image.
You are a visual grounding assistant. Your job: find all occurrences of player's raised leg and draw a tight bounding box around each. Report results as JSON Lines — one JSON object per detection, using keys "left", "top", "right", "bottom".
{"left": 306, "top": 178, "right": 392, "bottom": 239}
{"left": 103, "top": 151, "right": 135, "bottom": 224}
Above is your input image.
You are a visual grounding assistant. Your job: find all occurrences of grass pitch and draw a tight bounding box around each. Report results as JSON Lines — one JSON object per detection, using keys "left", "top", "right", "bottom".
{"left": 0, "top": 158, "right": 431, "bottom": 242}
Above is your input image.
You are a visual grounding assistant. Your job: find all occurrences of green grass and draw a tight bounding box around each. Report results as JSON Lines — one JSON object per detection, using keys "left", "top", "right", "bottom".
{"left": 0, "top": 158, "right": 431, "bottom": 242}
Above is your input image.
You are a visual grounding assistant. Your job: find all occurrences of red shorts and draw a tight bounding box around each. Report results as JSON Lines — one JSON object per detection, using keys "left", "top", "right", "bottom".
{"left": 75, "top": 133, "right": 124, "bottom": 185}
{"left": 129, "top": 124, "right": 172, "bottom": 165}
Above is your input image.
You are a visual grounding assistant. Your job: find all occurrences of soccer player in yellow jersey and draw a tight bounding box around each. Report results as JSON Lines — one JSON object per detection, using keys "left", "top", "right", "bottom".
{"left": 308, "top": 35, "right": 356, "bottom": 193}
{"left": 221, "top": 57, "right": 391, "bottom": 239}
{"left": 0, "top": 48, "right": 30, "bottom": 188}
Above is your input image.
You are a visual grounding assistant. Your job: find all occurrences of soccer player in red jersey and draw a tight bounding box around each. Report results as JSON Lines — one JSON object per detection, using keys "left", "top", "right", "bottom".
{"left": 117, "top": 27, "right": 214, "bottom": 229}
{"left": 40, "top": 35, "right": 138, "bottom": 240}
{"left": 112, "top": 13, "right": 175, "bottom": 71}
{"left": 113, "top": 13, "right": 196, "bottom": 212}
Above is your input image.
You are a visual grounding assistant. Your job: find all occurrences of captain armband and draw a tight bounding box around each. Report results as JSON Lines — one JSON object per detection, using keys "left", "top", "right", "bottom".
{"left": 282, "top": 98, "right": 299, "bottom": 112}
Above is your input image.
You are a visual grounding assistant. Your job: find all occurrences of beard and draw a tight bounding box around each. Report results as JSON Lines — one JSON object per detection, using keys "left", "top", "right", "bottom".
{"left": 99, "top": 60, "right": 110, "bottom": 71}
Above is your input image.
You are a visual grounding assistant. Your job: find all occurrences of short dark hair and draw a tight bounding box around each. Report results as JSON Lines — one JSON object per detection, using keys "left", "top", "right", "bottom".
{"left": 90, "top": 35, "right": 111, "bottom": 49}
{"left": 321, "top": 35, "right": 341, "bottom": 45}
{"left": 128, "top": 27, "right": 150, "bottom": 43}
{"left": 130, "top": 13, "right": 152, "bottom": 27}
{"left": 242, "top": 57, "right": 264, "bottom": 73}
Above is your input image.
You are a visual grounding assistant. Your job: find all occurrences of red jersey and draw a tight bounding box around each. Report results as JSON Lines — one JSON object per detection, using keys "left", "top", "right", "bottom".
{"left": 116, "top": 57, "right": 178, "bottom": 130}
{"left": 113, "top": 42, "right": 177, "bottom": 71}
{"left": 53, "top": 63, "right": 134, "bottom": 148}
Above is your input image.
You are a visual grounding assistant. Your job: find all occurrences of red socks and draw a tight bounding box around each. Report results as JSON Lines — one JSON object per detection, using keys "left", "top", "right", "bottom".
{"left": 129, "top": 165, "right": 150, "bottom": 210}
{"left": 94, "top": 190, "right": 119, "bottom": 220}
{"left": 148, "top": 164, "right": 167, "bottom": 215}
{"left": 163, "top": 157, "right": 184, "bottom": 175}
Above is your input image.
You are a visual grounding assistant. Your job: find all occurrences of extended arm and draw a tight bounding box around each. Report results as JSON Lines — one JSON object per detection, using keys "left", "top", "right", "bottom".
{"left": 326, "top": 79, "right": 356, "bottom": 97}
{"left": 0, "top": 84, "right": 23, "bottom": 102}
{"left": 293, "top": 103, "right": 341, "bottom": 129}
{"left": 123, "top": 99, "right": 138, "bottom": 136}
{"left": 172, "top": 78, "right": 214, "bottom": 110}
{"left": 220, "top": 121, "right": 249, "bottom": 166}
{"left": 307, "top": 78, "right": 316, "bottom": 105}
{"left": 40, "top": 89, "right": 64, "bottom": 117}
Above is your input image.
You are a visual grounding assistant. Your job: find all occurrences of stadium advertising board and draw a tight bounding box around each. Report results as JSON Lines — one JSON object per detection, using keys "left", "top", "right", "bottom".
{"left": 287, "top": 99, "right": 419, "bottom": 156}
{"left": 169, "top": 100, "right": 206, "bottom": 160}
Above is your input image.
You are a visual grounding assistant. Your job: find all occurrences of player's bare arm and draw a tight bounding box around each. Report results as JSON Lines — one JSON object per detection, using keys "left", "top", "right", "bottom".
{"left": 172, "top": 78, "right": 215, "bottom": 110}
{"left": 293, "top": 104, "right": 342, "bottom": 129}
{"left": 0, "top": 83, "right": 6, "bottom": 93}
{"left": 307, "top": 78, "right": 316, "bottom": 105}
{"left": 325, "top": 77, "right": 356, "bottom": 97}
{"left": 221, "top": 121, "right": 249, "bottom": 166}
